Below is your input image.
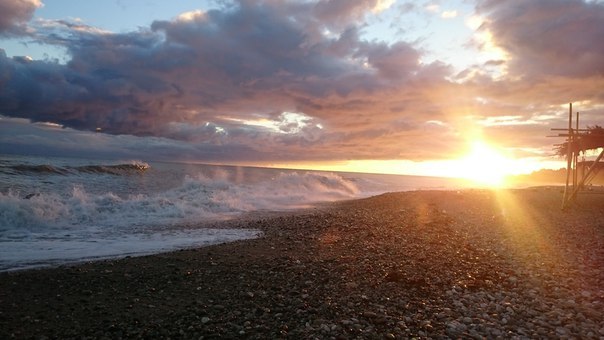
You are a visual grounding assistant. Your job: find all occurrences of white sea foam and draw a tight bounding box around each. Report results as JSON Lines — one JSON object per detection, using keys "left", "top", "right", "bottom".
{"left": 0, "top": 168, "right": 360, "bottom": 271}
{"left": 1, "top": 154, "right": 470, "bottom": 271}
{"left": 1, "top": 171, "right": 358, "bottom": 230}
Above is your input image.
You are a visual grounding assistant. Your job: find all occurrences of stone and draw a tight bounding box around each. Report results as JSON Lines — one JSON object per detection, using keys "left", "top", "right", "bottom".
{"left": 363, "top": 311, "right": 377, "bottom": 318}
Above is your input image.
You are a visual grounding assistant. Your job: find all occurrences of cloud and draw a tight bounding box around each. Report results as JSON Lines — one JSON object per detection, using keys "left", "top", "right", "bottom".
{"left": 441, "top": 10, "right": 458, "bottom": 19}
{"left": 313, "top": 0, "right": 394, "bottom": 26}
{"left": 0, "top": 0, "right": 453, "bottom": 161}
{"left": 475, "top": 0, "right": 604, "bottom": 78}
{"left": 0, "top": 116, "right": 270, "bottom": 162}
{"left": 0, "top": 0, "right": 603, "bottom": 166}
{"left": 425, "top": 4, "right": 440, "bottom": 13}
{"left": 0, "top": 0, "right": 42, "bottom": 35}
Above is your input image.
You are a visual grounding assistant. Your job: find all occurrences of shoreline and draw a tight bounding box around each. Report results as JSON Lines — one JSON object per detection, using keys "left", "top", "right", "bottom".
{"left": 1, "top": 188, "right": 603, "bottom": 338}
{"left": 0, "top": 185, "right": 570, "bottom": 273}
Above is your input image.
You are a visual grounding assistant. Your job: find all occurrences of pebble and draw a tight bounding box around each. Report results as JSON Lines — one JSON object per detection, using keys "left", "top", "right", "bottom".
{"left": 345, "top": 282, "right": 358, "bottom": 289}
{"left": 363, "top": 311, "right": 377, "bottom": 318}
{"left": 2, "top": 190, "right": 603, "bottom": 339}
{"left": 446, "top": 320, "right": 466, "bottom": 332}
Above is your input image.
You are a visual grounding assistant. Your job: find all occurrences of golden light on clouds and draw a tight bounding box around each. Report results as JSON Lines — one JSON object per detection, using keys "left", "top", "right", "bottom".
{"left": 465, "top": 15, "right": 484, "bottom": 30}
{"left": 477, "top": 30, "right": 509, "bottom": 62}
{"left": 176, "top": 10, "right": 206, "bottom": 22}
{"left": 465, "top": 14, "right": 510, "bottom": 78}
{"left": 261, "top": 137, "right": 563, "bottom": 188}
{"left": 441, "top": 10, "right": 458, "bottom": 19}
{"left": 372, "top": 0, "right": 395, "bottom": 13}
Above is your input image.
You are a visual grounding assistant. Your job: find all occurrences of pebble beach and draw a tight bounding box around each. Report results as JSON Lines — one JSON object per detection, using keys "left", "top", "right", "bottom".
{"left": 1, "top": 188, "right": 603, "bottom": 339}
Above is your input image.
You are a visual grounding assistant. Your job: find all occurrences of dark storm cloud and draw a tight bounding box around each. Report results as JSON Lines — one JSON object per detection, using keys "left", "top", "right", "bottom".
{"left": 0, "top": 0, "right": 446, "bottom": 160}
{"left": 476, "top": 0, "right": 604, "bottom": 78}
{"left": 0, "top": 42, "right": 183, "bottom": 135}
{"left": 0, "top": 0, "right": 41, "bottom": 35}
{"left": 0, "top": 116, "right": 278, "bottom": 163}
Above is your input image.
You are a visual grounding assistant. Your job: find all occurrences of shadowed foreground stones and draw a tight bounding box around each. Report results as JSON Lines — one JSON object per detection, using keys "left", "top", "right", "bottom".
{"left": 1, "top": 188, "right": 603, "bottom": 339}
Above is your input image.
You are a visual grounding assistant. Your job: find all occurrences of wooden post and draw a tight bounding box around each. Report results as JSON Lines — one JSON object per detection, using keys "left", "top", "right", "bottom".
{"left": 573, "top": 112, "right": 579, "bottom": 188}
{"left": 576, "top": 112, "right": 581, "bottom": 188}
{"left": 562, "top": 103, "right": 573, "bottom": 208}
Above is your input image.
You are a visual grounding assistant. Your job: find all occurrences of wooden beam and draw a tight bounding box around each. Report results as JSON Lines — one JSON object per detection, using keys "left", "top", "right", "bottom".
{"left": 551, "top": 128, "right": 591, "bottom": 131}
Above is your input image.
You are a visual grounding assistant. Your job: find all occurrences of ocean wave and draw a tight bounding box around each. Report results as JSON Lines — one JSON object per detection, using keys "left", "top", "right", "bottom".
{"left": 0, "top": 171, "right": 359, "bottom": 234}
{"left": 1, "top": 157, "right": 466, "bottom": 271}
{"left": 8, "top": 164, "right": 70, "bottom": 175}
{"left": 74, "top": 163, "right": 150, "bottom": 175}
{"left": 0, "top": 168, "right": 359, "bottom": 270}
{"left": 2, "top": 162, "right": 149, "bottom": 176}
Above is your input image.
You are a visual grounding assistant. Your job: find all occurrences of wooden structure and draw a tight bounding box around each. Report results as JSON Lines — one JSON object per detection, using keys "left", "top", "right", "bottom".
{"left": 551, "top": 103, "right": 604, "bottom": 209}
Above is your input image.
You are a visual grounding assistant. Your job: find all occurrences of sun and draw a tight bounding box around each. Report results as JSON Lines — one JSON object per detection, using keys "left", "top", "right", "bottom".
{"left": 455, "top": 141, "right": 513, "bottom": 187}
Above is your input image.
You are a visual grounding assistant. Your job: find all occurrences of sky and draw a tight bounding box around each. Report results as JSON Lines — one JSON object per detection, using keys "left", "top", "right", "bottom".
{"left": 1, "top": 0, "right": 603, "bottom": 178}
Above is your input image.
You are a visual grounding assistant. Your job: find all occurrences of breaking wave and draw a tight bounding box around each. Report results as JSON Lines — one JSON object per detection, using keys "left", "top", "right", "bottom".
{"left": 1, "top": 155, "right": 470, "bottom": 271}
{"left": 0, "top": 167, "right": 361, "bottom": 270}
{"left": 0, "top": 171, "right": 358, "bottom": 233}
{"left": 75, "top": 163, "right": 150, "bottom": 174}
{"left": 2, "top": 162, "right": 149, "bottom": 176}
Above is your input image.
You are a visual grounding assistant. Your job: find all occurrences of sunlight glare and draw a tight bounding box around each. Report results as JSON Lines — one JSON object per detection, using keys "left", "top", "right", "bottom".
{"left": 456, "top": 141, "right": 512, "bottom": 187}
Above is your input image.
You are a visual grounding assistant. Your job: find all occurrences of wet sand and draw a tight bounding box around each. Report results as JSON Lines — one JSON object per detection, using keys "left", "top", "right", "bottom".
{"left": 1, "top": 188, "right": 603, "bottom": 339}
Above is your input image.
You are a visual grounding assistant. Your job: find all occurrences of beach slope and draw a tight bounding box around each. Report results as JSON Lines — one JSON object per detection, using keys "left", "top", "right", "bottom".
{"left": 1, "top": 188, "right": 603, "bottom": 338}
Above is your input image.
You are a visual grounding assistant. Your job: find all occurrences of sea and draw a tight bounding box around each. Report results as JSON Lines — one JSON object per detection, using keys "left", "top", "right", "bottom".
{"left": 0, "top": 154, "right": 472, "bottom": 271}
